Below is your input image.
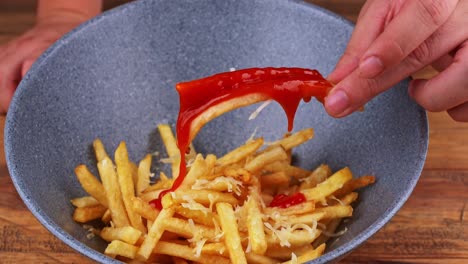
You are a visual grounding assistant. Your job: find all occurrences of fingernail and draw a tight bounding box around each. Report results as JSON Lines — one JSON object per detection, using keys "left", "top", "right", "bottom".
{"left": 325, "top": 89, "right": 350, "bottom": 116}
{"left": 359, "top": 56, "right": 384, "bottom": 78}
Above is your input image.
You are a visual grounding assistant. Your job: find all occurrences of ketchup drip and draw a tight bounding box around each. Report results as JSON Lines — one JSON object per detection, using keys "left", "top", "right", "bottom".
{"left": 269, "top": 192, "right": 307, "bottom": 208}
{"left": 150, "top": 67, "right": 333, "bottom": 210}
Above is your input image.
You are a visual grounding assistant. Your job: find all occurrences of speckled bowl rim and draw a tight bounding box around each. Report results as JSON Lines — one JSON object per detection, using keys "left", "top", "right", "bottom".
{"left": 5, "top": 0, "right": 428, "bottom": 263}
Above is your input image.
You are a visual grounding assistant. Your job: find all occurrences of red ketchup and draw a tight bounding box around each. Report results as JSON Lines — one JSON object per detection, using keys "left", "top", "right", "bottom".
{"left": 150, "top": 67, "right": 333, "bottom": 209}
{"left": 269, "top": 193, "right": 307, "bottom": 208}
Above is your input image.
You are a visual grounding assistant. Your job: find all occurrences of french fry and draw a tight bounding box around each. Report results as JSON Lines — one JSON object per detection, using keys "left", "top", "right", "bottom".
{"left": 172, "top": 190, "right": 238, "bottom": 206}
{"left": 263, "top": 201, "right": 315, "bottom": 216}
{"left": 263, "top": 161, "right": 311, "bottom": 179}
{"left": 179, "top": 154, "right": 207, "bottom": 189}
{"left": 137, "top": 207, "right": 175, "bottom": 260}
{"left": 201, "top": 242, "right": 229, "bottom": 257}
{"left": 132, "top": 197, "right": 159, "bottom": 221}
{"left": 130, "top": 161, "right": 139, "bottom": 190}
{"left": 315, "top": 205, "right": 353, "bottom": 219}
{"left": 205, "top": 154, "right": 217, "bottom": 175}
{"left": 154, "top": 241, "right": 230, "bottom": 264}
{"left": 142, "top": 178, "right": 173, "bottom": 194}
{"left": 105, "top": 240, "right": 139, "bottom": 259}
{"left": 302, "top": 167, "right": 353, "bottom": 202}
{"left": 332, "top": 175, "right": 376, "bottom": 198}
{"left": 100, "top": 226, "right": 142, "bottom": 245}
{"left": 139, "top": 189, "right": 164, "bottom": 202}
{"left": 217, "top": 138, "right": 264, "bottom": 166}
{"left": 163, "top": 217, "right": 217, "bottom": 241}
{"left": 115, "top": 142, "right": 146, "bottom": 233}
{"left": 73, "top": 205, "right": 107, "bottom": 223}
{"left": 158, "top": 124, "right": 181, "bottom": 178}
{"left": 175, "top": 206, "right": 217, "bottom": 227}
{"left": 137, "top": 154, "right": 152, "bottom": 195}
{"left": 287, "top": 211, "right": 326, "bottom": 225}
{"left": 246, "top": 194, "right": 267, "bottom": 254}
{"left": 268, "top": 128, "right": 314, "bottom": 151}
{"left": 74, "top": 164, "right": 108, "bottom": 207}
{"left": 70, "top": 196, "right": 100, "bottom": 208}
{"left": 266, "top": 230, "right": 322, "bottom": 248}
{"left": 101, "top": 209, "right": 112, "bottom": 223}
{"left": 281, "top": 243, "right": 325, "bottom": 264}
{"left": 97, "top": 157, "right": 130, "bottom": 227}
{"left": 299, "top": 164, "right": 332, "bottom": 189}
{"left": 93, "top": 138, "right": 108, "bottom": 162}
{"left": 216, "top": 202, "right": 248, "bottom": 264}
{"left": 340, "top": 192, "right": 359, "bottom": 205}
{"left": 245, "top": 146, "right": 288, "bottom": 173}
{"left": 222, "top": 167, "right": 252, "bottom": 183}
{"left": 261, "top": 171, "right": 290, "bottom": 188}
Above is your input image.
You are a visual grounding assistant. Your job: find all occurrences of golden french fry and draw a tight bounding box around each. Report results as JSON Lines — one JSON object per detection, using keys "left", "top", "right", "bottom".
{"left": 263, "top": 201, "right": 315, "bottom": 216}
{"left": 158, "top": 124, "right": 181, "bottom": 178}
{"left": 175, "top": 205, "right": 217, "bottom": 227}
{"left": 130, "top": 161, "right": 139, "bottom": 190}
{"left": 263, "top": 161, "right": 311, "bottom": 179}
{"left": 70, "top": 196, "right": 100, "bottom": 208}
{"left": 222, "top": 167, "right": 252, "bottom": 183}
{"left": 268, "top": 128, "right": 314, "bottom": 150}
{"left": 105, "top": 240, "right": 138, "bottom": 259}
{"left": 137, "top": 154, "right": 152, "bottom": 195}
{"left": 286, "top": 212, "right": 326, "bottom": 225}
{"left": 74, "top": 164, "right": 108, "bottom": 207}
{"left": 132, "top": 197, "right": 159, "bottom": 221}
{"left": 201, "top": 242, "right": 229, "bottom": 257}
{"left": 315, "top": 205, "right": 353, "bottom": 219}
{"left": 73, "top": 205, "right": 107, "bottom": 223}
{"left": 302, "top": 167, "right": 353, "bottom": 202}
{"left": 101, "top": 209, "right": 111, "bottom": 223}
{"left": 100, "top": 226, "right": 142, "bottom": 245}
{"left": 332, "top": 175, "right": 375, "bottom": 198}
{"left": 137, "top": 207, "right": 175, "bottom": 260}
{"left": 172, "top": 190, "right": 238, "bottom": 206}
{"left": 115, "top": 142, "right": 146, "bottom": 233}
{"left": 216, "top": 202, "right": 247, "bottom": 264}
{"left": 245, "top": 146, "right": 288, "bottom": 173}
{"left": 205, "top": 154, "right": 217, "bottom": 175}
{"left": 261, "top": 171, "right": 290, "bottom": 188}
{"left": 266, "top": 230, "right": 321, "bottom": 248}
{"left": 340, "top": 192, "right": 359, "bottom": 205}
{"left": 142, "top": 177, "right": 173, "bottom": 193}
{"left": 93, "top": 138, "right": 108, "bottom": 162}
{"left": 97, "top": 157, "right": 130, "bottom": 227}
{"left": 246, "top": 183, "right": 267, "bottom": 255}
{"left": 299, "top": 164, "right": 332, "bottom": 190}
{"left": 179, "top": 154, "right": 208, "bottom": 189}
{"left": 281, "top": 243, "right": 326, "bottom": 264}
{"left": 217, "top": 138, "right": 264, "bottom": 166}
{"left": 163, "top": 217, "right": 217, "bottom": 241}
{"left": 139, "top": 189, "right": 163, "bottom": 202}
{"left": 154, "top": 241, "right": 231, "bottom": 264}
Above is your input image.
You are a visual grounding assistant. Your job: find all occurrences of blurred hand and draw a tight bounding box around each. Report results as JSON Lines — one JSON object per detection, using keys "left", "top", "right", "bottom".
{"left": 0, "top": 18, "right": 84, "bottom": 113}
{"left": 0, "top": 0, "right": 102, "bottom": 113}
{"left": 325, "top": 0, "right": 468, "bottom": 122}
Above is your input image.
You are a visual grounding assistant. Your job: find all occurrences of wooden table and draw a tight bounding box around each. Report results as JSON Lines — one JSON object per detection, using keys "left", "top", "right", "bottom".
{"left": 1, "top": 1, "right": 467, "bottom": 263}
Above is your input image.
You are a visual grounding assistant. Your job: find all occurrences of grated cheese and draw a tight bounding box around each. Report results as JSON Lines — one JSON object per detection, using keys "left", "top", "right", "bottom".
{"left": 180, "top": 195, "right": 211, "bottom": 215}
{"left": 249, "top": 100, "right": 272, "bottom": 120}
{"left": 192, "top": 176, "right": 243, "bottom": 196}
{"left": 291, "top": 252, "right": 298, "bottom": 264}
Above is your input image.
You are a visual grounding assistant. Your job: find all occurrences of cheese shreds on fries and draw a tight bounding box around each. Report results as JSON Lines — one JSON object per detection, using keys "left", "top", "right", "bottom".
{"left": 71, "top": 126, "right": 375, "bottom": 263}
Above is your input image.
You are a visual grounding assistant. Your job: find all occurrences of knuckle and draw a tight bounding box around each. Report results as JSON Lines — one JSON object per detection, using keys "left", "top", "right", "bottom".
{"left": 405, "top": 41, "right": 432, "bottom": 68}
{"left": 416, "top": 0, "right": 453, "bottom": 27}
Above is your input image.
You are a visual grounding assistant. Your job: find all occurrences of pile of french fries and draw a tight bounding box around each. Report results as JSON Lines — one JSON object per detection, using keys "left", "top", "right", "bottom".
{"left": 71, "top": 125, "right": 375, "bottom": 264}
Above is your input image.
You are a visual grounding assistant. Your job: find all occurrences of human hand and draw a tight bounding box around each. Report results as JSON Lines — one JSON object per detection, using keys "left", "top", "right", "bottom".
{"left": 325, "top": 0, "right": 468, "bottom": 122}
{"left": 0, "top": 0, "right": 102, "bottom": 113}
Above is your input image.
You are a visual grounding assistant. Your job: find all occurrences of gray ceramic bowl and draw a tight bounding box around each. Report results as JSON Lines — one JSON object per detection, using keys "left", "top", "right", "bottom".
{"left": 5, "top": 0, "right": 428, "bottom": 263}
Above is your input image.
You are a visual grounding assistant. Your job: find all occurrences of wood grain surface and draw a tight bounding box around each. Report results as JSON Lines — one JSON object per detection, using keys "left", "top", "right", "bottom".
{"left": 1, "top": 1, "right": 467, "bottom": 263}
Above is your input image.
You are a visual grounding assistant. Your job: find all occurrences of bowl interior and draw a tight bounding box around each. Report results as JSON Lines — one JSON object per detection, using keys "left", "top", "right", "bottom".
{"left": 5, "top": 0, "right": 427, "bottom": 263}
